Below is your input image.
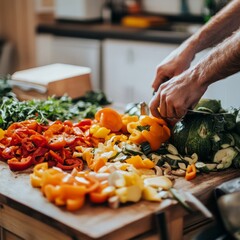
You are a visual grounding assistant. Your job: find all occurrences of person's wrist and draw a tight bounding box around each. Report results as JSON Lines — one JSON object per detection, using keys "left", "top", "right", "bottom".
{"left": 180, "top": 38, "right": 198, "bottom": 62}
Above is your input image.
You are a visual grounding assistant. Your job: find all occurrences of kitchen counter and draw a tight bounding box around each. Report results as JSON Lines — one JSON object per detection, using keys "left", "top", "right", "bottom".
{"left": 37, "top": 21, "right": 200, "bottom": 44}
{"left": 1, "top": 161, "right": 240, "bottom": 240}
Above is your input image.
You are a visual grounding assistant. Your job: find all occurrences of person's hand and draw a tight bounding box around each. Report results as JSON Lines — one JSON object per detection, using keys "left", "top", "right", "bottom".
{"left": 149, "top": 69, "right": 208, "bottom": 120}
{"left": 152, "top": 46, "right": 195, "bottom": 92}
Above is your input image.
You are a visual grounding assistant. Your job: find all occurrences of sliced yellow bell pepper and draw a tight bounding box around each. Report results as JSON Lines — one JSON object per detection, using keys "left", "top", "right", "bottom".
{"left": 129, "top": 129, "right": 146, "bottom": 144}
{"left": 127, "top": 115, "right": 171, "bottom": 151}
{"left": 126, "top": 155, "right": 155, "bottom": 169}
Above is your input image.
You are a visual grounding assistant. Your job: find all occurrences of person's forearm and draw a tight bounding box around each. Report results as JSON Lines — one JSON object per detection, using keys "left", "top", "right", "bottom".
{"left": 188, "top": 0, "right": 240, "bottom": 53}
{"left": 191, "top": 28, "right": 240, "bottom": 87}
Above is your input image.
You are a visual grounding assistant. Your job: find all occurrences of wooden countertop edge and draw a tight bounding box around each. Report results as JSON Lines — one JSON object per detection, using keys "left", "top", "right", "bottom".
{"left": 1, "top": 161, "right": 240, "bottom": 239}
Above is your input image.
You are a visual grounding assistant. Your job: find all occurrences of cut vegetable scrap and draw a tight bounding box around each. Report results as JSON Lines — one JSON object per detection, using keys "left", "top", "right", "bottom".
{"left": 30, "top": 161, "right": 176, "bottom": 211}
{"left": 185, "top": 163, "right": 197, "bottom": 181}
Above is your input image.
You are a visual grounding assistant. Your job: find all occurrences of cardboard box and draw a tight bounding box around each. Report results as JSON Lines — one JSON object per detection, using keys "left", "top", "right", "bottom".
{"left": 11, "top": 63, "right": 92, "bottom": 101}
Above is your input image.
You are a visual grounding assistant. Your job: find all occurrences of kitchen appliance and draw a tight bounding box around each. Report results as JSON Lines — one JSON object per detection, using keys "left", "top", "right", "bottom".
{"left": 54, "top": 0, "right": 104, "bottom": 21}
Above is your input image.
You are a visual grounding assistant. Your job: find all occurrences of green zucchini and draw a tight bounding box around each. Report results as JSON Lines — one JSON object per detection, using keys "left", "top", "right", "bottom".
{"left": 220, "top": 133, "right": 235, "bottom": 149}
{"left": 161, "top": 154, "right": 184, "bottom": 169}
{"left": 213, "top": 147, "right": 238, "bottom": 169}
{"left": 222, "top": 113, "right": 237, "bottom": 131}
{"left": 194, "top": 98, "right": 221, "bottom": 113}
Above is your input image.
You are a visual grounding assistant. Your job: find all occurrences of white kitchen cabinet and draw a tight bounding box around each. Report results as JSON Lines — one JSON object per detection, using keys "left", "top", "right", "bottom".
{"left": 102, "top": 39, "right": 178, "bottom": 105}
{"left": 103, "top": 40, "right": 240, "bottom": 108}
{"left": 36, "top": 34, "right": 101, "bottom": 90}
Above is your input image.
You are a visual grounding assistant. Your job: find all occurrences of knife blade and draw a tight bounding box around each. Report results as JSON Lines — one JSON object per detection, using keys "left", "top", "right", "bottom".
{"left": 170, "top": 188, "right": 213, "bottom": 219}
{"left": 186, "top": 109, "right": 212, "bottom": 115}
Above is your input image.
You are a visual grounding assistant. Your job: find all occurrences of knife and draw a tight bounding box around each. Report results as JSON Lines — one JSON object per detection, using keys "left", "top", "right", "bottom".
{"left": 170, "top": 188, "right": 213, "bottom": 219}
{"left": 186, "top": 109, "right": 212, "bottom": 115}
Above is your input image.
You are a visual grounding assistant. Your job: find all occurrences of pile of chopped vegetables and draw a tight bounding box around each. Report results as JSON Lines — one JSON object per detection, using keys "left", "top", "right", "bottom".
{"left": 0, "top": 96, "right": 239, "bottom": 211}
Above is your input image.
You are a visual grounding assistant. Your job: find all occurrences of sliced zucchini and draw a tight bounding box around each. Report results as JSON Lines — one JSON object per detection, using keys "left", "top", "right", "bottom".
{"left": 156, "top": 156, "right": 164, "bottom": 167}
{"left": 141, "top": 141, "right": 152, "bottom": 155}
{"left": 149, "top": 153, "right": 162, "bottom": 164}
{"left": 110, "top": 152, "right": 128, "bottom": 162}
{"left": 178, "top": 162, "right": 187, "bottom": 170}
{"left": 213, "top": 147, "right": 238, "bottom": 169}
{"left": 123, "top": 143, "right": 143, "bottom": 156}
{"left": 195, "top": 162, "right": 210, "bottom": 173}
{"left": 183, "top": 156, "right": 195, "bottom": 165}
{"left": 191, "top": 153, "right": 198, "bottom": 163}
{"left": 165, "top": 154, "right": 182, "bottom": 161}
{"left": 162, "top": 154, "right": 183, "bottom": 169}
{"left": 166, "top": 143, "right": 179, "bottom": 155}
{"left": 109, "top": 152, "right": 121, "bottom": 161}
{"left": 171, "top": 169, "right": 186, "bottom": 176}
{"left": 205, "top": 163, "right": 217, "bottom": 171}
{"left": 154, "top": 146, "right": 169, "bottom": 155}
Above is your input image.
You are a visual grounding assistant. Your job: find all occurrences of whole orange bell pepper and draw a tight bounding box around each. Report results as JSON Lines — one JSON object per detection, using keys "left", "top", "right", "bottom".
{"left": 95, "top": 108, "right": 123, "bottom": 132}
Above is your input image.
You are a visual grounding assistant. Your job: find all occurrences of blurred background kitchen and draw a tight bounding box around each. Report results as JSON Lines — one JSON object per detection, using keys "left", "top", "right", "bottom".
{"left": 0, "top": 0, "right": 238, "bottom": 108}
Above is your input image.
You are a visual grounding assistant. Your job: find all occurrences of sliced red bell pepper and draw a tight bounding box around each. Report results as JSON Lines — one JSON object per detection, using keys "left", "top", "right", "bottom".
{"left": 21, "top": 138, "right": 36, "bottom": 152}
{"left": 30, "top": 134, "right": 48, "bottom": 147}
{"left": 49, "top": 150, "right": 64, "bottom": 164}
{"left": 56, "top": 158, "right": 84, "bottom": 171}
{"left": 48, "top": 135, "right": 66, "bottom": 150}
{"left": 8, "top": 156, "right": 33, "bottom": 171}
{"left": 32, "top": 147, "right": 48, "bottom": 164}
{"left": 74, "top": 119, "right": 92, "bottom": 131}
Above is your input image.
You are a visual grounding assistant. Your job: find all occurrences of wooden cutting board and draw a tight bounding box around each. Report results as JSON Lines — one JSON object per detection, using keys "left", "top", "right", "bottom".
{"left": 0, "top": 161, "right": 240, "bottom": 239}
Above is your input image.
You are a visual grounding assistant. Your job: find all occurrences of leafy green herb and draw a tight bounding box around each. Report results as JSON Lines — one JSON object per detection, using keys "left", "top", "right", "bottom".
{"left": 0, "top": 77, "right": 111, "bottom": 129}
{"left": 0, "top": 94, "right": 107, "bottom": 129}
{"left": 76, "top": 90, "right": 111, "bottom": 105}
